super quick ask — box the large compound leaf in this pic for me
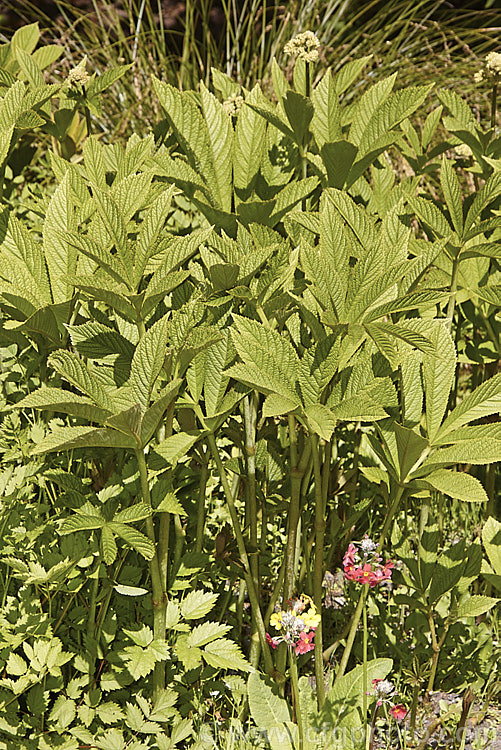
[130,317,168,412]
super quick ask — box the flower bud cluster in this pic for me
[283,31,320,63]
[266,595,320,655]
[372,679,407,721]
[66,57,91,87]
[222,93,244,116]
[343,535,394,587]
[474,51,501,83]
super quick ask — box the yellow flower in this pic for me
[303,608,321,629]
[270,611,283,630]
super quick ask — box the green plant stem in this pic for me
[446,255,460,332]
[334,592,365,685]
[87,564,100,684]
[310,432,326,709]
[378,484,405,548]
[135,448,166,695]
[283,417,311,603]
[410,684,419,738]
[244,395,260,668]
[491,83,498,129]
[368,702,380,750]
[427,611,450,692]
[207,431,274,675]
[289,649,305,746]
[195,455,208,554]
[363,584,369,750]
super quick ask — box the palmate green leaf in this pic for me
[71,277,138,321]
[394,423,429,482]
[333,55,372,95]
[421,468,488,503]
[270,177,319,225]
[0,81,24,131]
[262,393,298,418]
[283,91,313,144]
[348,73,397,145]
[67,321,134,361]
[326,189,376,249]
[200,83,233,212]
[366,322,435,356]
[436,372,501,441]
[320,140,358,190]
[15,47,43,88]
[234,86,267,197]
[14,386,112,424]
[42,172,77,304]
[434,423,501,445]
[300,240,345,319]
[401,355,423,428]
[203,638,252,672]
[93,190,132,281]
[482,517,501,576]
[0,125,13,168]
[441,156,463,237]
[86,64,132,97]
[187,622,231,649]
[133,187,176,284]
[364,291,447,323]
[304,404,336,441]
[407,195,451,238]
[358,84,434,155]
[62,232,126,285]
[457,595,500,619]
[347,262,407,324]
[312,70,341,146]
[32,426,137,455]
[101,525,118,564]
[82,134,107,189]
[105,404,142,441]
[130,317,168,412]
[231,316,299,400]
[465,174,501,235]
[59,514,104,534]
[108,523,155,560]
[150,431,201,468]
[418,439,501,471]
[141,380,182,446]
[422,323,456,441]
[247,673,290,730]
[5,215,49,301]
[437,89,478,130]
[330,394,388,422]
[246,101,294,140]
[180,590,218,620]
[153,78,217,202]
[204,334,231,417]
[48,350,112,408]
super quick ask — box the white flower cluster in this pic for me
[454,143,473,158]
[474,51,501,83]
[283,31,320,63]
[222,93,244,116]
[66,56,91,87]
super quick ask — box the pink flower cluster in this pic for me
[343,535,394,588]
[372,679,407,722]
[266,595,320,656]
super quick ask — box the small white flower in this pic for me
[360,536,378,554]
[222,93,244,116]
[485,51,501,76]
[374,679,395,697]
[284,31,320,63]
[66,56,91,87]
[454,144,473,158]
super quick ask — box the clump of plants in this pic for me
[0,21,499,750]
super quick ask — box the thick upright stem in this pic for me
[289,650,305,746]
[446,256,460,333]
[283,417,311,602]
[310,432,326,709]
[207,431,274,675]
[491,83,498,129]
[135,449,166,694]
[195,456,208,554]
[244,395,261,668]
[362,585,369,750]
